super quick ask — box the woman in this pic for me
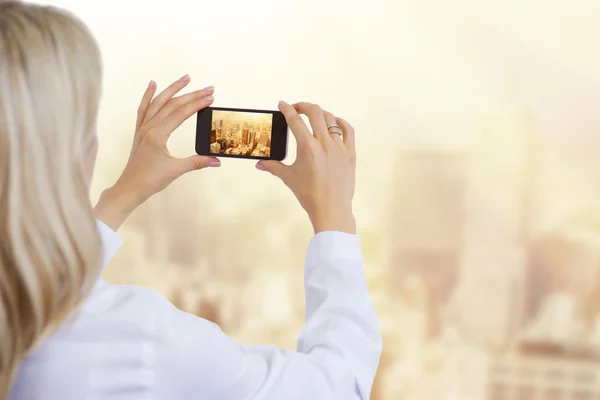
[0,2,382,399]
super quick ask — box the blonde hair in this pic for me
[0,1,103,395]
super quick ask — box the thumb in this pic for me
[257,160,289,182]
[180,155,221,174]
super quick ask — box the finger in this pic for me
[278,101,312,145]
[142,74,191,125]
[293,102,330,141]
[179,155,221,174]
[158,95,215,137]
[336,117,355,152]
[136,80,157,133]
[148,86,214,126]
[256,160,290,183]
[322,110,342,144]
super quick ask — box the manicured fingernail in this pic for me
[208,159,221,167]
[179,74,190,82]
[256,163,266,171]
[204,85,215,91]
[278,100,286,106]
[148,80,156,89]
[204,96,214,102]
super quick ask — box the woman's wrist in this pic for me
[311,208,356,235]
[93,185,140,232]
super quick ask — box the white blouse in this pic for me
[9,220,382,400]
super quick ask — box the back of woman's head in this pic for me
[0,1,103,395]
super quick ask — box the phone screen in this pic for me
[210,110,273,158]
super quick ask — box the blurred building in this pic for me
[259,132,269,146]
[388,150,468,338]
[487,355,600,400]
[452,108,540,351]
[126,183,208,269]
[527,215,600,327]
[384,105,544,396]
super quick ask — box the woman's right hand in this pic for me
[95,75,218,231]
[257,101,357,235]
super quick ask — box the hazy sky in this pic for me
[41,0,599,143]
[212,111,272,126]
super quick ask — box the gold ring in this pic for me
[327,124,343,136]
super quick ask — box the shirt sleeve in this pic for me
[96,219,123,267]
[154,231,382,400]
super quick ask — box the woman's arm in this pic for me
[154,102,381,399]
[154,231,380,400]
[95,219,124,267]
[299,231,381,397]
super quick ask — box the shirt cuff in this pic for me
[306,231,363,265]
[96,219,124,268]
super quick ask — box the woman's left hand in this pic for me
[95,75,218,231]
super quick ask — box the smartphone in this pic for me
[195,107,288,161]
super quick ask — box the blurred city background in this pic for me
[43,0,600,398]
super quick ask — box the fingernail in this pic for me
[278,100,286,106]
[204,96,214,102]
[204,85,215,91]
[208,159,221,167]
[179,74,190,82]
[148,80,156,89]
[256,163,266,171]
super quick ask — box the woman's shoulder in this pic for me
[45,281,224,359]
[13,283,179,399]
[82,281,174,322]
[42,281,177,344]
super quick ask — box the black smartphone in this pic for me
[195,107,288,161]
